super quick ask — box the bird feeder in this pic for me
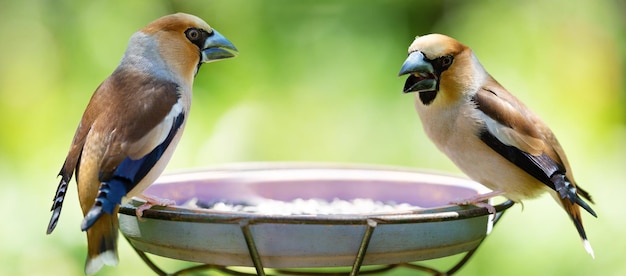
[119,162,513,275]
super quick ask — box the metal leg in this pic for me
[240,220,266,276]
[350,219,378,276]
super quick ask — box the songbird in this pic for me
[398,34,596,257]
[46,13,237,274]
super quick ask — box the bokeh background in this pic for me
[1,0,624,275]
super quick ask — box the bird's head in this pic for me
[398,34,480,106]
[139,13,238,80]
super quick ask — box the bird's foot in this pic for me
[450,190,505,215]
[135,194,176,220]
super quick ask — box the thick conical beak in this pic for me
[399,51,437,94]
[201,29,238,63]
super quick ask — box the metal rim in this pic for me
[119,199,514,225]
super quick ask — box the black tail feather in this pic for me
[551,173,598,218]
[47,174,70,234]
[576,185,594,204]
[573,195,597,218]
[552,174,597,218]
[568,211,588,241]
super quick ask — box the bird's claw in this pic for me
[135,194,176,221]
[450,199,496,213]
[450,190,505,218]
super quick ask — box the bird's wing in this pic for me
[79,68,185,230]
[95,69,183,183]
[472,78,595,216]
[472,81,561,187]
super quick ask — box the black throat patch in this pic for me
[419,91,437,105]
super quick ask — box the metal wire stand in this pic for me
[124,200,513,276]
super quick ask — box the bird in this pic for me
[46,13,238,274]
[398,34,596,257]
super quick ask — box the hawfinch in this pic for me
[398,34,596,257]
[46,13,237,274]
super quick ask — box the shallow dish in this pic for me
[118,162,510,268]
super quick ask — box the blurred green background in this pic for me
[1,0,624,275]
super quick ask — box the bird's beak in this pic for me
[201,29,238,63]
[398,51,437,94]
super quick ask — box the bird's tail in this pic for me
[84,211,120,275]
[551,174,597,258]
[559,196,595,258]
[47,173,71,234]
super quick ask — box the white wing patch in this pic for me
[125,98,184,160]
[476,109,544,156]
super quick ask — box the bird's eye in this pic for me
[440,55,453,69]
[185,28,201,41]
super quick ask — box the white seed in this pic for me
[183,197,421,215]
